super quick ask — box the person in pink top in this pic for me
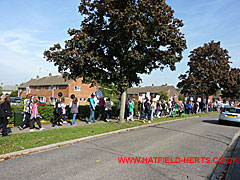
[30,98,44,132]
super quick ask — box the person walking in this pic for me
[70,97,79,126]
[187,101,192,114]
[150,100,156,120]
[88,93,96,124]
[117,98,121,119]
[0,94,12,136]
[61,98,67,124]
[161,100,166,117]
[138,100,143,120]
[143,98,151,123]
[30,98,44,132]
[104,98,113,122]
[156,100,161,118]
[97,96,105,121]
[52,98,63,127]
[19,94,33,130]
[127,99,134,121]
[168,99,172,116]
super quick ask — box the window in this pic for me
[152,93,156,98]
[48,86,52,91]
[133,94,136,97]
[37,87,40,91]
[53,85,59,90]
[127,95,130,97]
[80,98,82,102]
[41,86,45,90]
[74,86,81,91]
[84,98,87,102]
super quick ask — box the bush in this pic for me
[7,104,121,124]
[38,105,55,121]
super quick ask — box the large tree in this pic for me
[221,68,240,99]
[177,41,231,110]
[44,0,187,122]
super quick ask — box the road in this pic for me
[0,114,239,180]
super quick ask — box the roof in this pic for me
[1,85,18,91]
[127,86,179,95]
[18,75,74,88]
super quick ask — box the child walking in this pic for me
[70,97,78,126]
[30,98,44,132]
[127,100,134,121]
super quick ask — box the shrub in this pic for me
[8,104,121,124]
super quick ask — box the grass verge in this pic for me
[0,112,218,155]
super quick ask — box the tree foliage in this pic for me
[178,94,185,102]
[44,0,187,93]
[221,68,240,99]
[177,41,231,98]
[158,91,168,101]
[10,90,18,97]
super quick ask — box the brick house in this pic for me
[127,84,179,101]
[18,73,98,105]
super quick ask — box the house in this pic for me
[127,84,179,101]
[18,73,98,105]
[0,83,18,95]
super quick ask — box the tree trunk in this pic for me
[206,95,209,112]
[119,91,126,123]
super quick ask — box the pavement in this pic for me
[225,135,240,180]
[1,114,240,180]
[8,119,112,134]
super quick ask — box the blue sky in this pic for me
[0,0,239,87]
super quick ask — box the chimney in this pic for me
[152,84,154,87]
[49,73,52,77]
[1,82,3,86]
[36,75,39,79]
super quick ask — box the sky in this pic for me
[0,0,239,87]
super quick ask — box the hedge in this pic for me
[7,104,120,124]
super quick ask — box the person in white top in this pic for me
[104,98,113,122]
[61,98,67,124]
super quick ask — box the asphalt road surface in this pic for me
[0,114,239,180]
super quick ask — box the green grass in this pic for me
[0,112,218,155]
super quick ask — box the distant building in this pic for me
[127,84,179,101]
[18,73,97,105]
[0,83,18,95]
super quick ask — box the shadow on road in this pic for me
[202,119,240,127]
[150,125,229,145]
[202,120,218,124]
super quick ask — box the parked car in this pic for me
[38,101,46,106]
[219,106,240,124]
[10,97,24,105]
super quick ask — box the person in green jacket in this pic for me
[127,100,134,121]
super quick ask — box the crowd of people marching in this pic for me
[123,98,240,124]
[0,91,239,137]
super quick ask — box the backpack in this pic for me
[145,102,150,113]
[55,102,63,114]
